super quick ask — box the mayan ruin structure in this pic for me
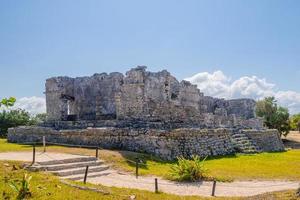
[8,66,284,160]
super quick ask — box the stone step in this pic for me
[63,169,115,181]
[50,165,110,177]
[242,150,258,153]
[38,157,97,166]
[40,160,104,171]
[231,134,246,137]
[232,137,249,141]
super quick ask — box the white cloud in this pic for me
[12,96,46,115]
[185,71,300,114]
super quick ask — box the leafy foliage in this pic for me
[0,109,37,137]
[31,113,47,124]
[169,155,208,181]
[256,97,290,137]
[0,97,16,108]
[290,114,300,132]
[9,173,32,200]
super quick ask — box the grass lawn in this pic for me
[1,139,300,181]
[0,139,32,152]
[0,161,299,200]
[0,161,233,200]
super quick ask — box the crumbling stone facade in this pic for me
[7,66,285,160]
[45,66,262,129]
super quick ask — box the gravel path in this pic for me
[87,170,299,197]
[0,151,90,162]
[0,151,299,197]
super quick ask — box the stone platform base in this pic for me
[7,126,284,160]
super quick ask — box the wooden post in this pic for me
[211,180,216,196]
[83,166,89,184]
[43,136,46,152]
[32,144,36,165]
[96,147,99,158]
[135,158,139,179]
[155,178,158,193]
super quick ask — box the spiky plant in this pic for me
[169,155,208,181]
[9,173,32,200]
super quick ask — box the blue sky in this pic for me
[1,0,300,114]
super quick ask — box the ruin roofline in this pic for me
[45,66,254,102]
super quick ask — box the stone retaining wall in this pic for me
[7,126,284,160]
[242,129,285,152]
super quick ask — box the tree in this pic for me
[31,113,47,124]
[256,97,290,137]
[290,114,300,132]
[0,109,36,137]
[0,97,16,108]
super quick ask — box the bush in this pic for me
[169,155,208,181]
[0,109,37,137]
[290,114,300,132]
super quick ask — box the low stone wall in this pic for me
[7,126,284,160]
[242,129,284,152]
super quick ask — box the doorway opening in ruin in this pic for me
[61,94,76,121]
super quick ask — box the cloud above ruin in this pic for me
[12,96,46,115]
[185,71,300,114]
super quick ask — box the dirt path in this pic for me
[0,151,90,162]
[0,151,299,197]
[87,170,299,197]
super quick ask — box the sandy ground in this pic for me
[87,170,299,197]
[0,151,89,162]
[283,131,300,149]
[0,151,299,197]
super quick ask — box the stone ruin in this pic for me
[8,66,284,160]
[44,66,261,129]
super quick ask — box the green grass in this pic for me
[0,140,300,199]
[0,161,299,200]
[0,139,32,152]
[205,151,300,181]
[1,139,300,181]
[0,161,237,200]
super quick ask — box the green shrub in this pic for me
[0,109,37,137]
[169,155,208,181]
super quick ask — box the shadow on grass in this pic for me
[118,150,175,170]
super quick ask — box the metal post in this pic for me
[135,158,139,179]
[211,180,216,196]
[32,144,36,165]
[155,178,158,193]
[43,136,46,153]
[83,166,89,184]
[96,147,99,158]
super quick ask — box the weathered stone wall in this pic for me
[45,66,262,129]
[46,73,123,121]
[7,126,284,160]
[242,129,284,152]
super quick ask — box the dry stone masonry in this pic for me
[8,66,284,160]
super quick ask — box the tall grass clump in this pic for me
[9,173,32,200]
[169,155,208,181]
